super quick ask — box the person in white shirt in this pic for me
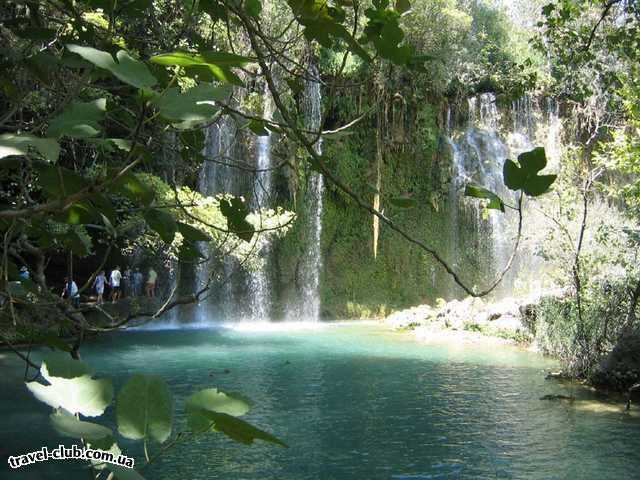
[146,267,158,298]
[110,266,122,303]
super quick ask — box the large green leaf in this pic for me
[197,411,288,447]
[502,148,557,197]
[395,0,411,14]
[144,208,177,243]
[0,133,60,162]
[36,165,87,199]
[116,375,173,443]
[464,184,505,212]
[247,119,269,136]
[61,227,93,257]
[26,356,113,417]
[151,51,251,67]
[153,84,229,129]
[503,159,526,190]
[522,174,557,196]
[66,45,157,89]
[185,388,250,433]
[50,410,113,441]
[517,147,547,174]
[177,222,211,242]
[47,99,106,138]
[219,197,254,242]
[41,352,92,379]
[150,51,250,86]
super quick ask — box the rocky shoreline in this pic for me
[384,289,568,349]
[384,290,640,406]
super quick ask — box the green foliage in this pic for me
[195,411,288,447]
[47,99,107,138]
[464,184,505,212]
[50,410,113,441]
[24,356,286,478]
[25,354,113,417]
[185,388,250,432]
[503,148,557,196]
[116,375,173,443]
[219,197,255,242]
[152,84,229,129]
[0,133,60,163]
[66,45,157,89]
[465,147,557,215]
[143,208,177,243]
[150,51,250,85]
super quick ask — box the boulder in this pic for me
[591,333,640,392]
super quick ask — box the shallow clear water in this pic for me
[2,322,639,479]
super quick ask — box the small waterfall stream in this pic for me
[289,66,324,321]
[196,116,238,322]
[247,87,275,321]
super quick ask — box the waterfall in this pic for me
[246,87,275,321]
[446,92,564,298]
[290,65,324,321]
[195,116,238,322]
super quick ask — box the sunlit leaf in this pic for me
[464,184,505,212]
[0,134,60,163]
[26,356,113,417]
[185,388,250,432]
[50,410,113,441]
[153,84,229,129]
[66,45,157,89]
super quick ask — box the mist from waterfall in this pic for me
[247,87,275,321]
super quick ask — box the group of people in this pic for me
[61,266,159,306]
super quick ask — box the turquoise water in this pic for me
[2,322,639,479]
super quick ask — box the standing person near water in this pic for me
[92,270,107,304]
[61,277,80,307]
[19,266,29,280]
[133,267,143,296]
[146,267,157,298]
[110,266,122,303]
[123,267,132,297]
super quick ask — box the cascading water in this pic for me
[195,116,238,322]
[289,66,324,321]
[447,93,564,298]
[246,87,275,321]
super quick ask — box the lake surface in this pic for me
[2,322,639,479]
